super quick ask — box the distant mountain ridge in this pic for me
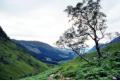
[12,40,76,65]
[87,43,105,53]
[87,36,120,53]
[108,36,120,45]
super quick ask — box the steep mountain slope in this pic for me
[0,27,48,80]
[12,40,76,65]
[22,42,120,80]
[88,36,120,53]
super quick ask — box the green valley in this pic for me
[0,0,120,80]
[22,42,120,80]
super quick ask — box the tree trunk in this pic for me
[71,48,89,63]
[95,39,102,58]
[78,54,89,63]
[93,29,103,58]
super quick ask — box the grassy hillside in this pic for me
[0,27,48,80]
[22,42,120,80]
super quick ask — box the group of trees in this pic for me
[56,0,112,62]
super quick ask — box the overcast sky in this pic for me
[0,0,120,48]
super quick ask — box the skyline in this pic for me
[0,0,120,48]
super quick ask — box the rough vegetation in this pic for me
[22,42,120,80]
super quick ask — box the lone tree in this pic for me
[56,0,107,58]
[56,27,89,63]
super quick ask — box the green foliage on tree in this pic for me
[57,0,107,59]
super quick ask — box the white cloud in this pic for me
[0,0,120,48]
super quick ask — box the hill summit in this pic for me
[0,26,9,40]
[0,27,48,80]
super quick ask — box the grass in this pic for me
[0,38,48,80]
[22,42,120,80]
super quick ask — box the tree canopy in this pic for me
[56,0,107,59]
